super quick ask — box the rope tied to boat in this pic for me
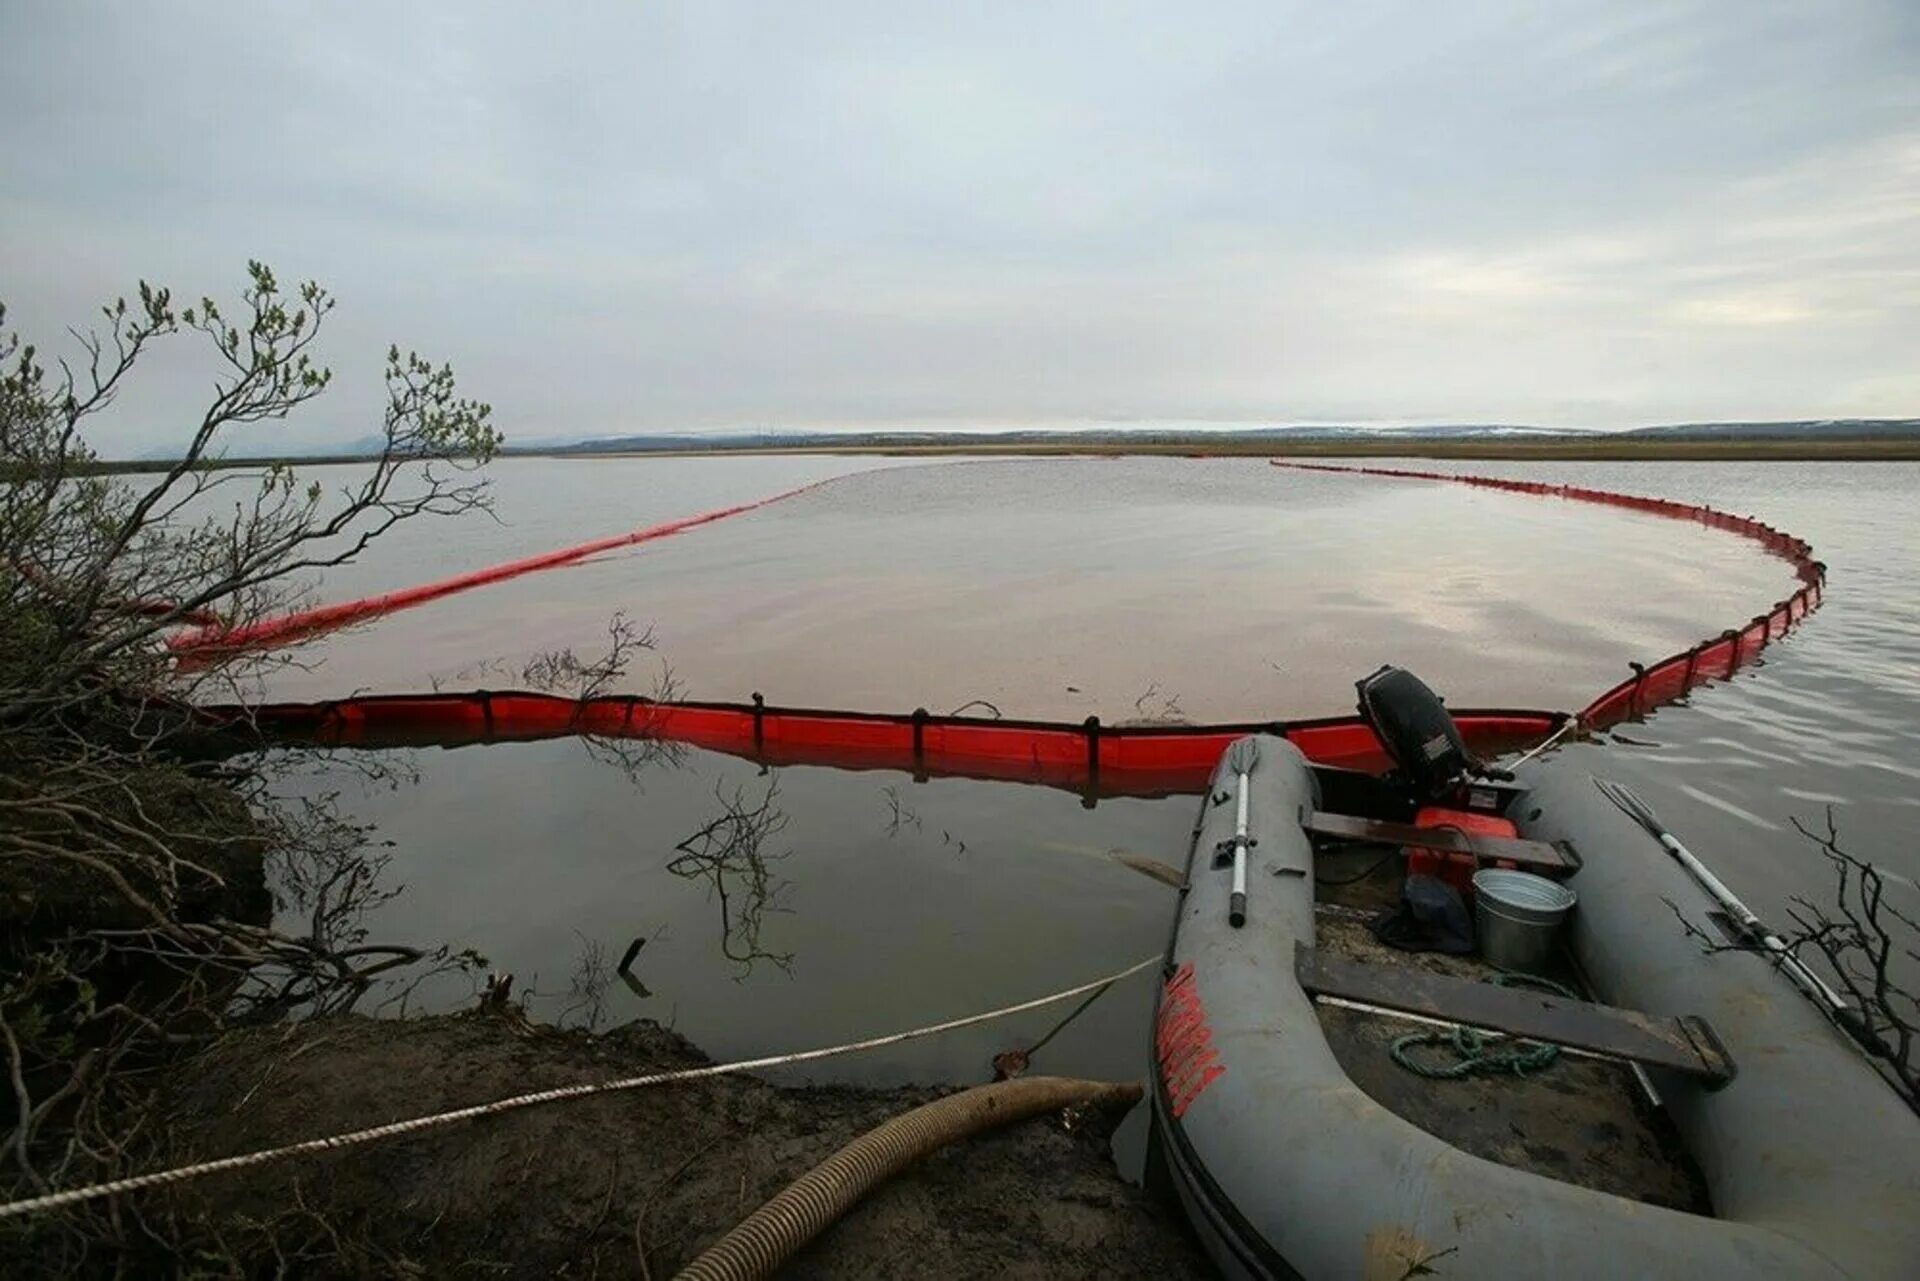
[1389,972,1576,1080]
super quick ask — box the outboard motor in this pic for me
[1354,665,1482,802]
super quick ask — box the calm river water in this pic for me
[269,455,1919,1121]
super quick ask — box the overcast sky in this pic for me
[2,2,1916,450]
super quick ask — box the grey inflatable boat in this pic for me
[1150,669,1919,1279]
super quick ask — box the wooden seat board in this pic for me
[1304,809,1581,875]
[1294,942,1735,1085]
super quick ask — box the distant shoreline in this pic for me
[555,436,1920,462]
[72,435,1920,474]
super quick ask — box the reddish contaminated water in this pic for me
[264,456,1919,1132]
[263,456,1789,719]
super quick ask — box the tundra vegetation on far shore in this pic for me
[57,431,1920,477]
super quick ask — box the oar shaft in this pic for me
[1657,831,1762,932]
[1601,781,1891,1053]
[1229,769,1250,928]
[1657,825,1851,1010]
[1765,939,1850,1011]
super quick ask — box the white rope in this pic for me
[1505,717,1577,770]
[0,954,1159,1221]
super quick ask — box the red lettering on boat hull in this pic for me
[1156,962,1225,1117]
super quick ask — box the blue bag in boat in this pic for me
[1371,874,1476,955]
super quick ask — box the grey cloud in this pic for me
[2,1,1916,449]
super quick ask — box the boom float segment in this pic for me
[224,692,1566,801]
[1270,462,1825,731]
[191,463,1824,795]
[168,478,837,655]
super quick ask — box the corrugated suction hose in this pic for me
[672,1075,1142,1281]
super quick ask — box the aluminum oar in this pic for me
[1221,737,1259,928]
[1594,777,1884,1053]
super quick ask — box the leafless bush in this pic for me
[522,611,660,701]
[1131,681,1186,724]
[1667,810,1916,1114]
[522,611,688,781]
[0,264,499,1268]
[1783,811,1917,1107]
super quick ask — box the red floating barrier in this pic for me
[1270,462,1825,731]
[196,460,1824,796]
[169,478,838,656]
[209,688,1565,801]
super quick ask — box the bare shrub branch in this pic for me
[0,265,502,1269]
[1664,808,1916,1114]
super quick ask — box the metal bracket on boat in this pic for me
[1212,835,1255,868]
[1704,909,1748,947]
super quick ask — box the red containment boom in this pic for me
[168,478,838,656]
[187,462,1826,795]
[215,690,1567,802]
[1270,463,1825,732]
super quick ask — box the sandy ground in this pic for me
[158,1013,1212,1278]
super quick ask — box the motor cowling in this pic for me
[1354,665,1477,802]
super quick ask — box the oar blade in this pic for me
[1596,777,1665,839]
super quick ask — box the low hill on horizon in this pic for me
[103,418,1920,464]
[532,418,1920,456]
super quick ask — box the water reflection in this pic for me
[255,752,490,1019]
[261,458,1920,1101]
[274,734,1181,1090]
[881,784,923,837]
[554,932,614,1031]
[667,776,795,977]
[269,457,1793,720]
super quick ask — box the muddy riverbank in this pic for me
[149,1011,1210,1278]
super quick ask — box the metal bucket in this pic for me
[1473,869,1577,972]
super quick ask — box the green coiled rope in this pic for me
[1389,972,1577,1080]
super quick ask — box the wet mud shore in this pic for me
[156,1012,1212,1278]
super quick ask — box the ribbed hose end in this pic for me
[672,1076,1141,1281]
